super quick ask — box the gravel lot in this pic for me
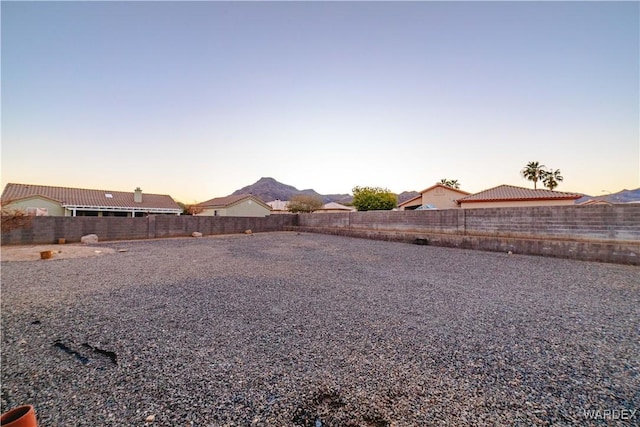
[1,232,638,426]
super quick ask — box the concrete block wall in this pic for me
[1,215,298,245]
[294,205,640,265]
[2,206,639,265]
[463,204,640,241]
[296,205,640,243]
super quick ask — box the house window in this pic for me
[26,207,49,216]
[214,210,219,216]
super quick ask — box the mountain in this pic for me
[231,177,419,205]
[575,188,640,204]
[230,177,351,203]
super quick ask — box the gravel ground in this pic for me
[1,232,638,426]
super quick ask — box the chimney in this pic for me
[134,187,142,203]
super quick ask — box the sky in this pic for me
[2,1,638,203]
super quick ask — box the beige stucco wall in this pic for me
[422,187,466,209]
[460,199,576,209]
[226,200,270,216]
[3,196,65,216]
[198,200,271,217]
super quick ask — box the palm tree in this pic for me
[438,179,461,189]
[521,161,546,189]
[542,169,563,190]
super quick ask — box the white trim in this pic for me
[62,204,181,214]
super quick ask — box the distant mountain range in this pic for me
[230,177,419,204]
[575,188,640,204]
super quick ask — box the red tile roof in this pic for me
[1,183,181,211]
[457,185,583,203]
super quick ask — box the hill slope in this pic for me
[231,177,419,204]
[575,188,640,204]
[230,177,350,203]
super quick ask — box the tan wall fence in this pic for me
[2,205,639,265]
[1,215,298,246]
[291,204,640,265]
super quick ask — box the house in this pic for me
[1,183,182,217]
[457,185,583,209]
[315,202,355,213]
[267,199,354,214]
[267,199,289,214]
[577,199,613,206]
[398,183,471,210]
[194,194,271,217]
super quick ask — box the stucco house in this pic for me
[457,185,583,209]
[399,184,470,210]
[1,183,182,217]
[194,194,271,217]
[267,199,289,214]
[315,202,355,213]
[267,200,354,214]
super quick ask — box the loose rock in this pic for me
[80,234,99,244]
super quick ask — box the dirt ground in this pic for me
[1,243,117,262]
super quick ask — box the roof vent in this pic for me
[105,193,113,198]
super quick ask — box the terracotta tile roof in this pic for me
[197,194,270,209]
[318,202,355,211]
[457,185,583,203]
[1,183,181,211]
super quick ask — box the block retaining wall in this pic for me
[0,214,298,246]
[291,204,640,265]
[2,205,639,265]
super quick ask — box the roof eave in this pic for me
[459,196,581,203]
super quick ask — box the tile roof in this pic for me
[197,194,270,209]
[457,185,583,203]
[1,183,181,211]
[319,202,355,211]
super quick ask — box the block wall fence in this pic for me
[1,205,639,265]
[0,215,298,246]
[292,204,640,265]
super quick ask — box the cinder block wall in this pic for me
[0,214,298,245]
[294,205,640,265]
[2,206,639,264]
[297,205,640,242]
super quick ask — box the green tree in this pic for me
[351,186,397,211]
[521,161,547,189]
[541,169,563,191]
[287,194,324,213]
[438,179,461,189]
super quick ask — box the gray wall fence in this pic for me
[292,204,640,265]
[2,205,639,265]
[0,214,298,245]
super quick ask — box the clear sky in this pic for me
[2,1,638,203]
